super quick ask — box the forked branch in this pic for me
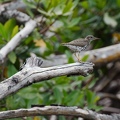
[0,56,94,100]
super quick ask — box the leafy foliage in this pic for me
[0,0,120,119]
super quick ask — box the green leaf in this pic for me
[7,64,17,77]
[64,90,82,105]
[0,37,5,45]
[65,50,72,58]
[0,23,7,40]
[63,0,79,16]
[25,36,33,45]
[87,0,95,7]
[81,1,89,9]
[53,87,63,104]
[58,116,66,120]
[63,0,73,13]
[26,7,34,18]
[86,90,93,104]
[42,0,51,9]
[72,0,79,9]
[85,89,99,109]
[97,0,106,9]
[37,8,49,16]
[117,0,120,7]
[68,17,81,28]
[46,41,53,51]
[23,0,36,8]
[11,25,19,38]
[65,50,74,63]
[8,52,17,64]
[43,92,51,104]
[81,54,89,61]
[53,4,65,15]
[68,57,74,63]
[18,87,39,99]
[4,19,16,41]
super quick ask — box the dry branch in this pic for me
[0,4,37,64]
[81,43,120,65]
[40,44,120,67]
[0,56,94,100]
[0,106,119,120]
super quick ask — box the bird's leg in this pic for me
[77,52,82,62]
[74,53,79,61]
[74,52,81,62]
[78,52,81,62]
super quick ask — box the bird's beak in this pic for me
[95,37,100,40]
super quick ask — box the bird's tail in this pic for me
[61,43,68,46]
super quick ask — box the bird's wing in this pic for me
[67,38,88,47]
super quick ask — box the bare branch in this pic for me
[0,106,119,120]
[0,2,33,23]
[81,43,120,65]
[0,56,94,100]
[0,1,26,12]
[40,44,120,67]
[0,5,37,64]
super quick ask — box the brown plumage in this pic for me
[62,35,99,61]
[62,38,89,47]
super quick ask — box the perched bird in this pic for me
[62,35,100,61]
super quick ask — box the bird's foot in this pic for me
[77,59,84,63]
[82,61,93,65]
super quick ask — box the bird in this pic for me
[62,35,100,61]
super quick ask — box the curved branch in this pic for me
[0,106,119,120]
[0,57,94,100]
[40,44,120,67]
[82,43,120,65]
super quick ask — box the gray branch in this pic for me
[0,56,94,100]
[40,43,120,67]
[0,4,37,64]
[0,106,119,120]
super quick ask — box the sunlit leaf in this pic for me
[11,25,19,38]
[4,19,16,41]
[33,116,41,120]
[117,0,120,7]
[103,13,117,28]
[37,8,49,16]
[81,1,89,9]
[0,23,7,40]
[53,4,65,15]
[34,39,46,47]
[63,0,73,13]
[81,54,89,61]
